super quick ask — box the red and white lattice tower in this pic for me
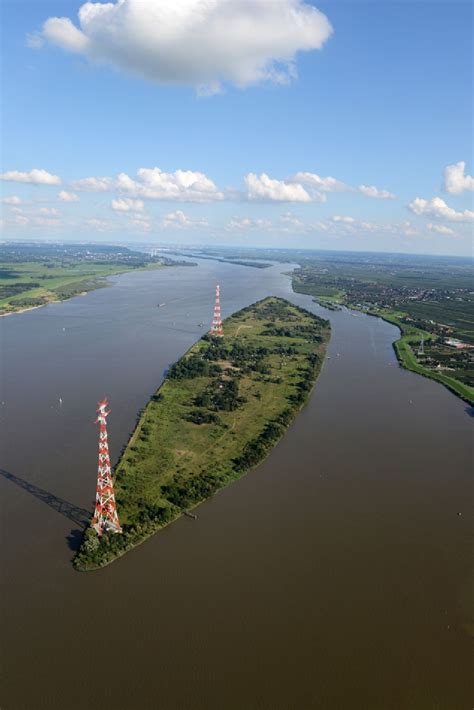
[91,398,122,536]
[210,284,224,337]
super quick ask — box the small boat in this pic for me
[198,322,204,327]
[157,303,166,308]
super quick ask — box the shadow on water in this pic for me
[66,529,85,552]
[0,468,91,528]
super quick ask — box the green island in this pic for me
[0,242,194,316]
[75,297,330,571]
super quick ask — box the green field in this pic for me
[75,297,330,571]
[0,260,164,314]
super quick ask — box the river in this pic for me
[0,259,472,710]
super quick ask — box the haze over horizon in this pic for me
[1,0,473,257]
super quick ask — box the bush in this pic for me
[186,410,220,425]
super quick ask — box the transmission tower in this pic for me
[210,284,224,337]
[91,398,122,536]
[418,335,425,357]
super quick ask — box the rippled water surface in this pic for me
[0,260,472,710]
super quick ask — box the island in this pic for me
[74,297,330,571]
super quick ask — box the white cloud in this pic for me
[161,209,208,228]
[227,216,273,231]
[245,173,312,203]
[402,221,419,237]
[0,168,61,185]
[35,0,333,94]
[444,161,474,195]
[226,213,333,234]
[35,216,61,226]
[11,214,29,226]
[427,223,455,235]
[408,196,474,222]
[280,212,307,228]
[85,218,112,231]
[1,196,22,205]
[58,190,79,202]
[111,197,144,212]
[118,168,223,202]
[72,176,113,192]
[129,216,151,231]
[72,167,222,202]
[292,171,349,194]
[358,184,396,200]
[39,207,60,216]
[42,16,89,53]
[290,172,396,200]
[279,212,330,233]
[332,215,355,223]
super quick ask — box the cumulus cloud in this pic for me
[161,209,208,228]
[444,161,474,195]
[280,212,307,229]
[402,221,419,237]
[111,197,144,212]
[128,216,151,231]
[72,176,113,192]
[35,216,61,226]
[39,207,60,216]
[408,196,474,222]
[118,168,223,202]
[427,223,454,235]
[12,214,29,226]
[332,215,355,223]
[86,218,112,231]
[292,171,349,194]
[72,167,222,202]
[279,212,330,233]
[226,213,333,234]
[245,173,312,203]
[358,184,396,200]
[1,195,22,205]
[227,216,273,230]
[289,172,396,200]
[0,168,61,185]
[34,0,333,94]
[58,190,79,202]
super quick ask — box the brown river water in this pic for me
[0,260,472,710]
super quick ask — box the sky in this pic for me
[1,0,473,256]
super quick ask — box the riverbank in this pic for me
[74,297,330,571]
[366,308,474,404]
[0,242,198,316]
[292,274,474,406]
[0,262,169,316]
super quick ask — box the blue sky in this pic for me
[1,0,473,255]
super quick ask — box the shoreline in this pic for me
[0,263,170,318]
[293,280,474,406]
[74,297,330,571]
